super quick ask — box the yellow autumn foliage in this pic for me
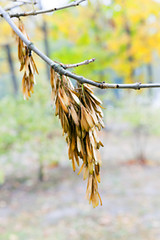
[0,20,12,44]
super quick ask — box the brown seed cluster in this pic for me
[50,67,104,208]
[13,18,104,207]
[14,20,38,99]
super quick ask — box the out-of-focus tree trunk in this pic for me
[5,44,18,96]
[38,0,50,81]
[42,20,50,80]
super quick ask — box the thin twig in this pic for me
[12,0,37,3]
[5,1,37,11]
[55,58,96,69]
[1,6,160,90]
[1,0,86,18]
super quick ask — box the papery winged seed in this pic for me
[100,141,104,147]
[69,105,79,126]
[86,135,92,161]
[78,162,84,175]
[96,123,101,131]
[54,73,58,92]
[97,192,102,206]
[72,156,76,172]
[94,175,98,189]
[66,136,69,144]
[77,136,82,153]
[95,105,104,118]
[78,151,83,159]
[95,164,101,183]
[90,104,99,126]
[62,75,67,84]
[83,84,93,93]
[94,149,101,165]
[18,40,21,61]
[60,112,64,131]
[92,192,99,208]
[63,113,69,134]
[19,21,29,40]
[83,166,89,180]
[20,61,25,72]
[55,97,59,116]
[66,77,74,89]
[30,83,34,94]
[74,151,79,166]
[98,117,105,129]
[84,109,94,129]
[22,72,26,88]
[51,90,55,103]
[58,104,62,120]
[30,56,39,74]
[28,89,31,98]
[88,162,93,175]
[50,67,54,88]
[82,130,86,139]
[76,126,81,138]
[68,88,79,97]
[24,55,29,73]
[92,147,98,164]
[96,173,101,183]
[83,151,87,164]
[89,193,94,206]
[58,90,69,114]
[60,88,70,107]
[71,135,76,151]
[87,90,102,105]
[81,105,90,132]
[97,141,104,149]
[70,91,81,106]
[83,94,91,110]
[30,75,34,90]
[18,39,23,61]
[29,58,35,75]
[68,143,72,160]
[89,130,96,149]
[92,128,100,143]
[95,164,100,176]
[86,174,93,200]
[22,73,27,99]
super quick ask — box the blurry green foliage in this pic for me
[0,79,63,165]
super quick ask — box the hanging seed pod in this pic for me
[76,83,104,207]
[50,69,104,207]
[13,20,38,99]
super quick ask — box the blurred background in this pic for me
[1,0,160,239]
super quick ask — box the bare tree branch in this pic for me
[1,0,86,18]
[55,58,96,69]
[1,6,160,90]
